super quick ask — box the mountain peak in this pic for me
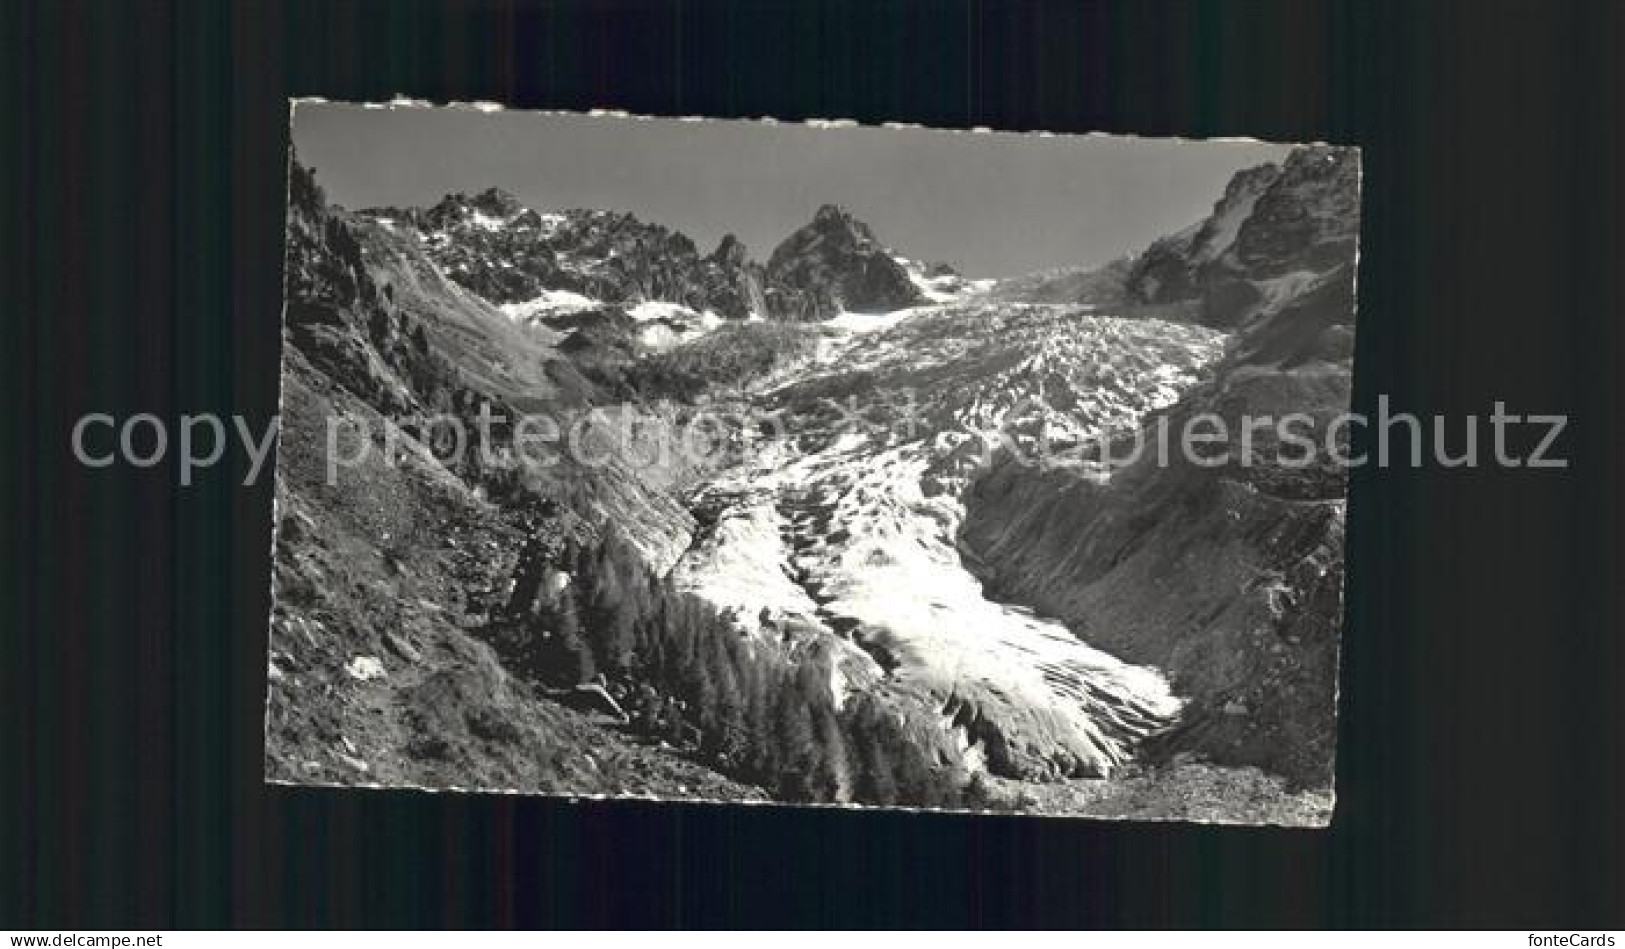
[1119,143,1360,325]
[765,204,921,319]
[421,187,528,228]
[1281,145,1357,176]
[809,204,880,240]
[813,203,849,224]
[470,187,526,219]
[1221,161,1283,202]
[709,232,750,266]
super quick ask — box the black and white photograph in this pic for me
[267,104,1360,824]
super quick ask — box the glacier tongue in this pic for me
[670,301,1224,779]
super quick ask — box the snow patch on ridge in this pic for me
[629,301,725,350]
[470,210,514,231]
[629,300,700,323]
[499,289,602,321]
[826,307,923,335]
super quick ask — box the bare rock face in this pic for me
[763,204,923,320]
[699,233,769,319]
[1124,161,1283,307]
[1124,145,1360,328]
[1233,147,1361,276]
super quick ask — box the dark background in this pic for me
[2,0,1621,929]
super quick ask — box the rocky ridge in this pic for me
[366,193,933,326]
[365,190,765,334]
[1124,146,1360,327]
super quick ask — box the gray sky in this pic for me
[293,103,1292,278]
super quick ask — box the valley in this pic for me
[266,142,1359,824]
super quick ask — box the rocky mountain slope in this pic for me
[269,144,1358,822]
[963,146,1360,787]
[365,192,938,328]
[1124,147,1360,327]
[270,160,741,795]
[763,204,924,319]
